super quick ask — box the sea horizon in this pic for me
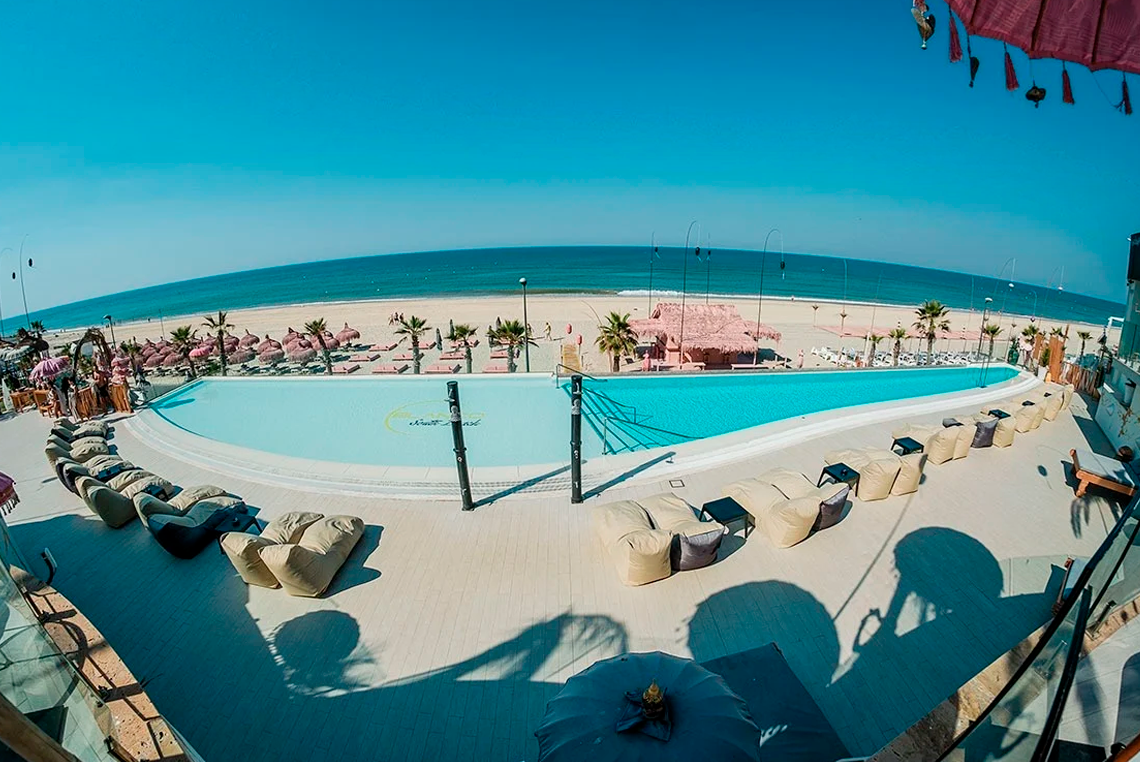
[18,246,1125,332]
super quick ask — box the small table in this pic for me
[818,463,861,495]
[891,436,924,456]
[987,409,1011,419]
[700,496,754,538]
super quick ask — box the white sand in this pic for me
[57,294,1105,374]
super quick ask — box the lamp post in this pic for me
[678,220,698,365]
[0,247,10,339]
[15,235,31,329]
[755,228,782,365]
[702,234,712,304]
[104,315,116,347]
[647,232,658,314]
[1025,288,1039,322]
[519,277,530,373]
[975,297,994,358]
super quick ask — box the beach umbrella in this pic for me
[189,346,211,359]
[316,333,340,350]
[289,346,317,364]
[229,347,255,364]
[29,356,69,383]
[282,328,300,345]
[163,353,184,367]
[336,323,360,343]
[259,347,285,364]
[534,652,760,762]
[239,330,260,348]
[144,354,164,368]
[576,334,583,346]
[566,323,572,335]
[257,336,281,353]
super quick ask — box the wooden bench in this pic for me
[1071,448,1138,499]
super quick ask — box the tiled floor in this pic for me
[0,392,1125,760]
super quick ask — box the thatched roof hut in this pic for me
[630,303,781,367]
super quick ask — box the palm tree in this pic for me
[982,323,1002,358]
[170,326,199,378]
[29,320,44,335]
[595,312,639,373]
[202,310,234,376]
[451,323,477,374]
[888,327,908,367]
[394,315,430,374]
[1077,330,1092,358]
[303,318,333,374]
[488,319,532,373]
[811,304,819,326]
[121,340,146,381]
[913,300,950,365]
[866,334,883,367]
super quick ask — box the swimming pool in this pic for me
[148,365,1020,468]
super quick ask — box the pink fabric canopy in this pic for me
[949,0,1140,75]
[29,356,69,382]
[239,331,260,348]
[631,303,782,354]
[189,346,211,359]
[163,353,184,367]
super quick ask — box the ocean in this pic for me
[22,246,1124,331]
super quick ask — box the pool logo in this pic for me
[385,399,485,435]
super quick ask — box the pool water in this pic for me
[149,366,1019,468]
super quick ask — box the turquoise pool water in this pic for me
[149,366,1019,467]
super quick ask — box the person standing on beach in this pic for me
[544,322,552,341]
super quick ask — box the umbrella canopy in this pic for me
[257,336,281,353]
[162,353,184,367]
[189,346,212,359]
[336,322,361,343]
[282,328,301,345]
[630,303,782,355]
[313,333,340,350]
[289,346,317,364]
[239,330,260,348]
[948,0,1140,75]
[144,354,165,368]
[29,356,69,382]
[229,347,255,364]
[259,347,285,364]
[535,652,760,762]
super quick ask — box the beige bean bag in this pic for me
[591,501,672,586]
[258,515,365,597]
[950,423,974,460]
[76,477,136,528]
[722,478,787,518]
[825,448,901,501]
[120,474,173,501]
[69,439,111,463]
[56,418,109,437]
[638,493,707,537]
[169,485,228,511]
[963,412,1017,448]
[221,512,325,588]
[107,469,152,493]
[1042,393,1064,421]
[891,452,925,496]
[761,496,822,548]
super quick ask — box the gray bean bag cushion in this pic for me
[814,484,851,530]
[673,528,723,571]
[972,417,999,448]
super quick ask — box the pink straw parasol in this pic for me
[239,331,260,348]
[144,354,164,368]
[189,346,212,359]
[229,347,255,364]
[257,336,281,353]
[336,323,361,343]
[29,356,70,382]
[163,353,184,367]
[289,346,317,364]
[259,347,285,364]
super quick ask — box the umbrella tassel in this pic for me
[1004,45,1019,91]
[948,14,962,63]
[1062,64,1074,105]
[1119,75,1133,116]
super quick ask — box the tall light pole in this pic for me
[755,228,782,365]
[519,277,530,372]
[104,315,116,348]
[647,232,658,314]
[1025,288,1039,322]
[0,247,9,339]
[702,234,712,304]
[16,235,31,329]
[975,297,994,357]
[678,220,698,365]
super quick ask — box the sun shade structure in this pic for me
[29,356,69,382]
[534,651,760,762]
[630,302,782,368]
[336,323,361,343]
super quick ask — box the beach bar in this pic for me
[631,302,782,370]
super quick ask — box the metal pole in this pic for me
[678,221,698,365]
[648,232,656,315]
[519,277,530,372]
[447,381,474,511]
[975,298,992,357]
[104,316,116,348]
[754,250,766,365]
[0,247,9,340]
[570,374,583,503]
[17,235,30,329]
[704,234,711,304]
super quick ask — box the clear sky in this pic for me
[2,0,1136,313]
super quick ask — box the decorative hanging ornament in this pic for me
[966,31,979,88]
[1118,75,1133,116]
[1062,64,1075,104]
[912,1,936,49]
[1004,45,1019,91]
[1026,83,1046,107]
[948,14,962,63]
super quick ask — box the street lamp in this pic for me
[518,278,530,373]
[754,228,782,365]
[678,220,698,365]
[104,315,116,348]
[975,297,994,358]
[0,247,10,339]
[15,235,31,329]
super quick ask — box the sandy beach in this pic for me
[49,293,1110,375]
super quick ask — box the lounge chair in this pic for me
[256,515,365,597]
[393,351,415,361]
[221,511,325,588]
[370,342,397,352]
[823,449,903,501]
[148,499,254,559]
[332,363,360,374]
[348,352,381,363]
[134,487,241,524]
[637,494,723,571]
[370,363,409,375]
[591,501,673,586]
[722,468,851,548]
[1070,449,1138,499]
[425,364,460,374]
[75,477,137,528]
[482,364,509,373]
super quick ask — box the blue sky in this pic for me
[1,0,1136,313]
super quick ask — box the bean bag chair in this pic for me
[68,439,111,464]
[87,457,134,482]
[119,474,173,501]
[1042,393,1064,421]
[591,501,672,586]
[148,500,251,559]
[824,448,902,501]
[135,490,244,524]
[76,477,137,528]
[754,468,849,530]
[51,424,107,443]
[639,494,722,571]
[169,485,229,511]
[54,458,88,492]
[106,469,152,493]
[949,422,974,460]
[258,515,366,597]
[56,418,109,437]
[891,452,925,496]
[222,512,325,588]
[761,496,823,548]
[963,412,1016,448]
[722,478,787,518]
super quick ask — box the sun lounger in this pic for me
[393,351,415,361]
[482,364,509,373]
[370,342,397,352]
[439,351,465,360]
[591,501,674,585]
[332,363,360,374]
[1070,449,1138,499]
[256,515,365,597]
[371,364,409,375]
[421,341,437,350]
[425,363,460,374]
[348,352,381,363]
[490,349,509,359]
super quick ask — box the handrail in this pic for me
[581,385,639,417]
[598,412,699,454]
[553,364,606,382]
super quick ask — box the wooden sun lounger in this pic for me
[1071,449,1138,499]
[490,349,509,359]
[425,364,460,374]
[332,363,361,375]
[438,351,465,361]
[483,364,509,373]
[421,341,437,350]
[392,351,415,361]
[349,352,381,362]
[370,342,397,352]
[371,364,408,374]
